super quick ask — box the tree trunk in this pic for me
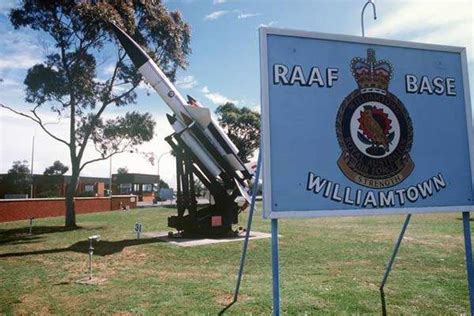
[65,168,79,227]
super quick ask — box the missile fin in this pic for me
[184,106,212,127]
[166,113,177,125]
[187,95,198,106]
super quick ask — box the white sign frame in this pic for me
[259,27,473,219]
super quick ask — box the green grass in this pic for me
[0,204,471,314]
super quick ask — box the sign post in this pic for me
[134,221,143,239]
[259,26,473,313]
[463,212,474,312]
[271,218,280,315]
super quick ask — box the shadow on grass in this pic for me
[0,238,164,258]
[0,225,84,245]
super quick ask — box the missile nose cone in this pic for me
[110,22,149,68]
[166,113,177,125]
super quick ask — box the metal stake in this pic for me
[361,0,377,37]
[379,214,411,316]
[88,239,94,280]
[87,235,100,280]
[28,217,34,235]
[462,211,474,315]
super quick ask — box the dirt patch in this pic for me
[156,270,222,281]
[76,276,107,285]
[15,293,52,315]
[214,292,251,306]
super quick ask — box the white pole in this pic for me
[109,156,113,210]
[30,135,35,198]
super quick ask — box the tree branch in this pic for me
[0,103,70,147]
[79,141,132,172]
[76,51,132,163]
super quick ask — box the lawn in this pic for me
[0,204,471,314]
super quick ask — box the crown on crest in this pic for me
[351,49,393,92]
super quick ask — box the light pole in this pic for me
[30,121,60,198]
[30,135,35,198]
[156,151,171,199]
[109,155,113,210]
[157,151,171,178]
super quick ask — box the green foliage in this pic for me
[44,161,69,176]
[75,191,95,197]
[117,167,128,174]
[6,1,191,226]
[158,179,170,189]
[36,190,61,198]
[215,103,260,162]
[4,160,31,195]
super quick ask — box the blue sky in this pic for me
[0,0,472,188]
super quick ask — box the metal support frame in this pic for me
[379,214,411,315]
[165,132,244,237]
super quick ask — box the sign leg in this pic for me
[233,152,262,302]
[219,153,262,315]
[271,218,280,316]
[379,214,411,316]
[462,211,474,315]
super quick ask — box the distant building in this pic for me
[112,173,160,202]
[0,173,162,201]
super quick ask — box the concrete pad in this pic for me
[142,231,272,247]
[75,276,107,285]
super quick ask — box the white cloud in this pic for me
[0,78,20,86]
[201,86,210,94]
[0,52,41,70]
[204,10,229,21]
[175,75,198,89]
[201,86,238,105]
[238,13,261,19]
[0,0,17,15]
[206,9,262,21]
[259,21,278,28]
[368,1,472,60]
[103,64,116,76]
[213,0,228,4]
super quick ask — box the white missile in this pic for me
[166,114,222,178]
[110,23,252,180]
[183,96,250,176]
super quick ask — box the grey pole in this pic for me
[88,239,94,280]
[30,135,35,198]
[109,156,113,211]
[87,235,100,280]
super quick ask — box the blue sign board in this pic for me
[259,27,473,218]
